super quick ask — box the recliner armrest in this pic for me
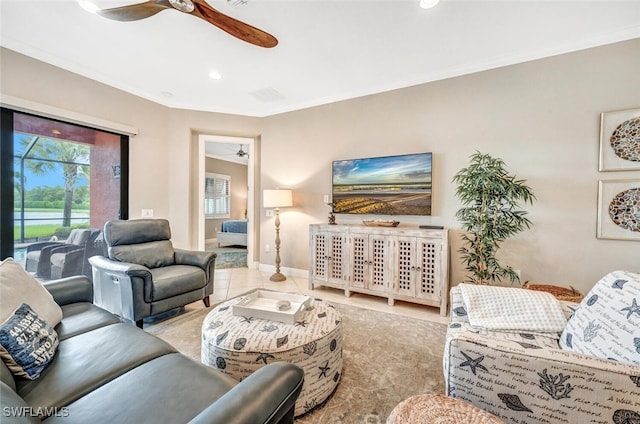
[88,255,151,278]
[188,362,304,424]
[174,249,216,271]
[43,275,94,305]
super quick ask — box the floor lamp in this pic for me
[263,189,293,282]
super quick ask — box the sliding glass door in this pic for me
[0,108,128,281]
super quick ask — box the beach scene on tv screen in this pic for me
[332,152,432,215]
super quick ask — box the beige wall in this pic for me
[259,39,640,293]
[2,39,639,295]
[0,48,261,252]
[204,157,248,240]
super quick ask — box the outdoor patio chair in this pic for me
[24,228,98,279]
[49,230,104,279]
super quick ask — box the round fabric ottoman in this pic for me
[387,393,506,424]
[201,294,343,416]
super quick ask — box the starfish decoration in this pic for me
[612,279,627,289]
[240,316,256,324]
[318,360,331,379]
[621,298,640,319]
[295,320,309,328]
[459,351,488,375]
[255,352,275,365]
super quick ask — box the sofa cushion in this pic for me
[1,381,41,424]
[559,270,640,365]
[0,360,16,391]
[16,323,176,414]
[0,304,59,380]
[43,353,238,424]
[109,240,175,269]
[56,303,121,341]
[149,265,206,301]
[0,258,63,327]
[105,219,176,268]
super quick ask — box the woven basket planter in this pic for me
[522,282,583,302]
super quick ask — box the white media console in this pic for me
[308,224,450,316]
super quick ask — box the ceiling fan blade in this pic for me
[97,0,173,21]
[191,0,278,48]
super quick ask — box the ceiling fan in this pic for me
[236,144,248,158]
[90,0,277,48]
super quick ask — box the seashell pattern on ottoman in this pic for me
[201,294,343,416]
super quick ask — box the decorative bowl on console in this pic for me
[362,219,400,227]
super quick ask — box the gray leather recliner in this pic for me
[88,219,216,327]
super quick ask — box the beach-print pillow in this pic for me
[559,271,640,365]
[0,303,59,379]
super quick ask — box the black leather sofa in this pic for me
[0,276,304,424]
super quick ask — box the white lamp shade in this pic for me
[263,189,293,208]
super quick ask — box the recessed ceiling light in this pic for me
[420,0,440,9]
[208,71,223,80]
[77,0,100,14]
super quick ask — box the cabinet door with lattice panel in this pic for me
[326,233,347,285]
[310,231,330,282]
[394,236,418,297]
[310,230,346,288]
[349,233,369,288]
[367,234,390,292]
[415,238,442,301]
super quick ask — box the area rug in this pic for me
[206,245,247,268]
[146,300,447,423]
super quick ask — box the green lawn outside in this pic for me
[14,225,60,240]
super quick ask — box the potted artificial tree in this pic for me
[453,151,535,285]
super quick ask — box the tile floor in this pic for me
[203,267,450,325]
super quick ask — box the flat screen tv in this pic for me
[332,152,432,216]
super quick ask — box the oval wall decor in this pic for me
[610,117,640,162]
[608,188,640,233]
[599,108,640,171]
[598,180,640,241]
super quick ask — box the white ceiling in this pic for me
[1,1,639,118]
[204,136,250,165]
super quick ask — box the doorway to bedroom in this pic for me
[200,135,254,269]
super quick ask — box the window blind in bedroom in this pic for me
[205,172,230,218]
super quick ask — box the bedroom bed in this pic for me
[217,219,248,247]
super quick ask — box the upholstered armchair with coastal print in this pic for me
[443,271,640,424]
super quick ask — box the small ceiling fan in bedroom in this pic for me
[79,0,278,48]
[236,144,248,158]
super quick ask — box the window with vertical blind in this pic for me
[205,172,230,218]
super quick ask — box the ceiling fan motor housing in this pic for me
[169,0,195,13]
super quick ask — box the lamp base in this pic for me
[270,272,286,282]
